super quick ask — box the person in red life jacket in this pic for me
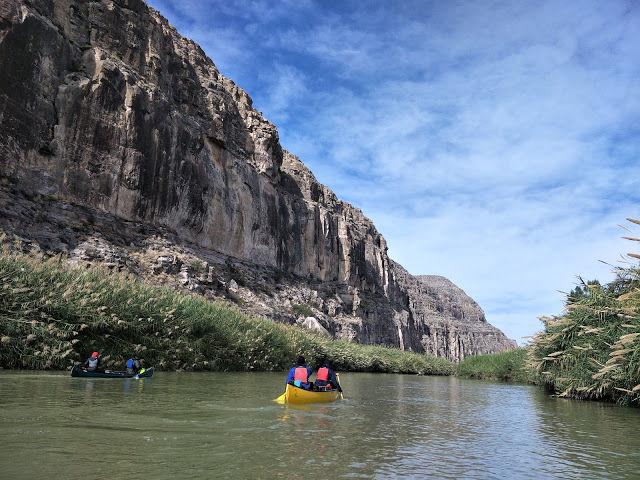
[286,355,313,390]
[84,351,100,371]
[314,360,342,392]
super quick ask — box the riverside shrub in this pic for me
[456,348,534,383]
[0,247,453,375]
[530,221,640,405]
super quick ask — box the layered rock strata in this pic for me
[0,0,515,360]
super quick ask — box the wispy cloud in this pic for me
[147,0,640,343]
[256,65,308,123]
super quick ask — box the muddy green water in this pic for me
[1,372,639,479]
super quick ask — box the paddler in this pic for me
[84,351,100,371]
[126,355,141,374]
[286,355,313,390]
[314,360,342,392]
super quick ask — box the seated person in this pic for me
[126,355,141,374]
[286,355,313,390]
[314,360,342,392]
[84,351,100,371]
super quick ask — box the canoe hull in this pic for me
[281,383,340,404]
[71,365,154,378]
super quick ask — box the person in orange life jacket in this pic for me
[314,360,342,392]
[84,351,100,371]
[286,355,313,390]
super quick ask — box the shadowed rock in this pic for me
[0,0,515,361]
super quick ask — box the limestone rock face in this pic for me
[299,317,331,338]
[389,267,516,359]
[0,0,515,361]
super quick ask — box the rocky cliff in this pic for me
[0,0,515,361]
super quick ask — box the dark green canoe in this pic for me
[71,365,154,378]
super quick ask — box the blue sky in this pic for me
[147,0,640,343]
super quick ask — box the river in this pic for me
[1,371,639,479]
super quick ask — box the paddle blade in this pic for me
[273,392,286,404]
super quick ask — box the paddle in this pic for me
[273,391,286,404]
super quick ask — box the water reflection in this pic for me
[82,379,95,399]
[1,371,639,479]
[531,390,640,478]
[122,378,147,394]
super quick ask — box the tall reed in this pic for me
[0,244,453,375]
[530,218,640,405]
[457,348,534,383]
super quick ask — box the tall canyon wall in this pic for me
[0,0,515,361]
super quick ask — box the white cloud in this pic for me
[148,0,640,343]
[256,65,308,123]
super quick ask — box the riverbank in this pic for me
[0,247,453,375]
[456,348,535,383]
[529,273,640,406]
[6,244,638,407]
[459,226,640,406]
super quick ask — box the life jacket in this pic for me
[87,358,98,370]
[316,367,329,382]
[293,367,308,382]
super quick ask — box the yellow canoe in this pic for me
[274,383,341,405]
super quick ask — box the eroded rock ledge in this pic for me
[0,0,515,360]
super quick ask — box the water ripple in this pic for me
[1,371,640,479]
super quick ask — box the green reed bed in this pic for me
[529,219,640,405]
[0,247,453,375]
[530,280,640,405]
[456,348,534,383]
